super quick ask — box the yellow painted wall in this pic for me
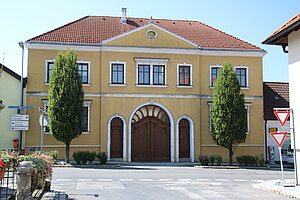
[105,25,196,48]
[25,28,264,162]
[0,70,22,150]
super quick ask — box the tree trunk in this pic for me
[229,146,233,165]
[65,143,70,163]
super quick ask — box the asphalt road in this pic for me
[51,165,294,200]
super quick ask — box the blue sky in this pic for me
[1,0,299,82]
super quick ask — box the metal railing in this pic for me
[0,169,16,200]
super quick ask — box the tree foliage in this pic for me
[48,50,84,163]
[211,64,247,164]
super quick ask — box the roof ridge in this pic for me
[263,81,289,84]
[195,20,263,50]
[27,16,90,42]
[0,63,21,80]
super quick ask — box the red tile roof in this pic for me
[263,13,300,45]
[263,82,289,120]
[27,16,263,51]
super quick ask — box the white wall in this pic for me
[266,120,290,161]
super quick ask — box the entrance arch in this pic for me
[128,101,175,162]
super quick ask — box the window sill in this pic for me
[109,83,127,87]
[44,82,91,86]
[177,85,193,88]
[241,87,250,90]
[135,84,168,88]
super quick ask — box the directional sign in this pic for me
[270,132,287,147]
[8,106,33,109]
[274,111,290,126]
[11,114,29,121]
[11,126,28,131]
[11,121,29,127]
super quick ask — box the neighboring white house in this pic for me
[263,13,300,181]
[263,82,290,163]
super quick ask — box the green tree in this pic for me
[48,50,84,163]
[211,64,247,165]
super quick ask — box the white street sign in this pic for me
[11,126,28,131]
[11,121,29,127]
[11,114,29,121]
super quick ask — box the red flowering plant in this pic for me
[0,151,19,169]
[0,161,6,170]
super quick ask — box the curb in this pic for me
[41,188,68,200]
[253,182,300,200]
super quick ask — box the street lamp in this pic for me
[18,41,25,153]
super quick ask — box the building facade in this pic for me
[0,64,24,150]
[24,10,266,162]
[263,82,290,162]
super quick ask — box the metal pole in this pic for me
[291,110,298,185]
[278,147,284,183]
[40,111,44,152]
[18,42,24,154]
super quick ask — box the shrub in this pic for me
[198,155,209,166]
[87,152,96,163]
[97,152,108,165]
[73,151,81,164]
[209,155,216,165]
[258,156,265,166]
[236,155,258,166]
[215,155,222,165]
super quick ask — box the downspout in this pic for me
[264,119,268,163]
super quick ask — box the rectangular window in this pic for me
[153,65,165,85]
[235,68,247,87]
[46,62,54,83]
[111,63,124,84]
[46,61,90,84]
[78,63,89,84]
[43,101,91,133]
[82,106,89,132]
[138,65,150,85]
[210,66,221,87]
[179,65,191,86]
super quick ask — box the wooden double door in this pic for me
[132,116,170,161]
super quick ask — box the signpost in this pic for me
[11,114,29,131]
[270,132,287,183]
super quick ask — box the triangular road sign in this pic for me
[270,132,287,147]
[274,111,290,126]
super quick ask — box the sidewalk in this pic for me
[253,179,300,199]
[41,187,68,200]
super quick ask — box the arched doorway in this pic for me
[131,105,170,161]
[179,119,190,159]
[110,117,123,159]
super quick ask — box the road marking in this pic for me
[98,179,113,182]
[167,187,204,200]
[119,179,134,182]
[215,179,229,181]
[139,179,153,181]
[234,179,247,182]
[251,180,264,182]
[55,179,71,182]
[159,179,173,181]
[178,179,192,181]
[196,179,211,181]
[77,179,92,182]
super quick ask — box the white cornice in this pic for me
[25,42,266,57]
[26,91,263,100]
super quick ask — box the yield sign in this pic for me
[274,111,290,126]
[270,132,287,147]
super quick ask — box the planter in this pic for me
[0,169,5,179]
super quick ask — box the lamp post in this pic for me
[18,41,24,153]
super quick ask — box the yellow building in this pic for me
[24,10,266,162]
[0,64,25,151]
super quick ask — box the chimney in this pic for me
[121,8,127,24]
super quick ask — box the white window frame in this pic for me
[208,101,251,134]
[209,65,223,88]
[234,65,249,89]
[45,60,91,86]
[41,99,92,134]
[109,61,127,86]
[177,63,193,88]
[135,58,169,87]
